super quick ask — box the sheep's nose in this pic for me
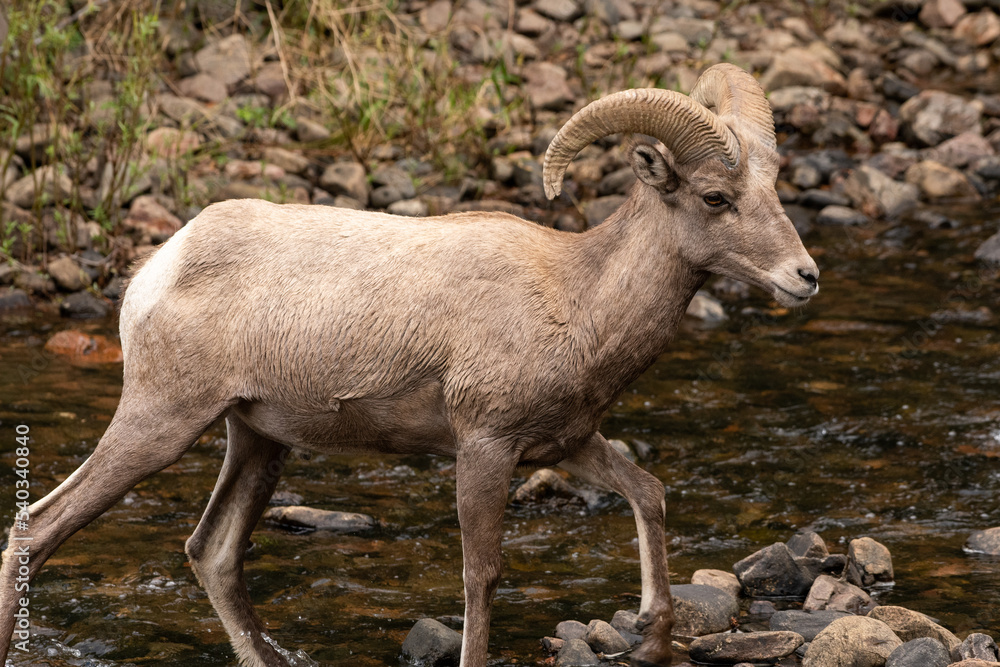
[798,268,819,292]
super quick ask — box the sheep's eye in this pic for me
[704,193,727,208]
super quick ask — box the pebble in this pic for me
[319,162,370,205]
[522,62,574,111]
[733,542,815,598]
[262,506,376,533]
[688,630,804,664]
[556,638,599,666]
[555,620,588,642]
[194,33,251,86]
[47,256,87,292]
[671,584,739,636]
[584,195,626,227]
[387,199,429,217]
[886,637,951,667]
[401,618,462,667]
[802,616,902,667]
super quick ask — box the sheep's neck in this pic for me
[555,199,706,402]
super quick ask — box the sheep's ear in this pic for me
[629,143,679,193]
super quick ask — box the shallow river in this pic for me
[0,205,998,666]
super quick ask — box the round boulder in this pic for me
[671,584,739,636]
[689,630,804,664]
[867,606,960,651]
[846,537,894,587]
[802,616,902,667]
[886,637,951,667]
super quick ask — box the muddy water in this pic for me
[0,206,998,666]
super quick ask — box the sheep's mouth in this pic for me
[773,283,814,307]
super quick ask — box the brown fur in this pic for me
[0,129,818,667]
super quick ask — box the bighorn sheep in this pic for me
[0,64,818,667]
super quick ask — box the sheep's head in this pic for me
[543,64,820,307]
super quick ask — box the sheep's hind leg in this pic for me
[185,415,306,667]
[0,392,230,664]
[560,432,674,667]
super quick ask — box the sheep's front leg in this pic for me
[560,432,673,667]
[455,444,519,666]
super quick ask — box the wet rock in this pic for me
[760,47,847,95]
[748,600,777,621]
[47,256,88,292]
[770,610,852,642]
[556,638,599,666]
[691,569,742,599]
[263,506,376,533]
[955,633,1000,661]
[803,574,876,614]
[178,73,228,103]
[817,204,870,226]
[60,292,110,319]
[319,162,370,205]
[541,637,565,653]
[803,616,902,667]
[733,542,815,598]
[147,127,202,159]
[584,620,629,654]
[401,618,462,667]
[556,620,588,642]
[899,90,982,147]
[843,165,919,219]
[388,199,428,217]
[686,291,727,323]
[671,584,739,636]
[511,468,589,507]
[269,490,305,506]
[195,33,251,87]
[44,330,123,364]
[611,610,640,636]
[846,537,894,588]
[886,637,951,667]
[584,195,626,227]
[905,160,979,200]
[950,660,1000,667]
[868,606,960,651]
[973,233,1000,266]
[920,0,966,28]
[954,10,1000,47]
[787,531,829,559]
[798,189,852,209]
[689,630,804,664]
[522,62,574,111]
[0,289,31,310]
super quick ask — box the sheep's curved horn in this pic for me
[543,87,740,200]
[690,63,775,151]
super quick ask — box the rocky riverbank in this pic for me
[2,0,1000,315]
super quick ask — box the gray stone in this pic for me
[610,610,639,636]
[556,638,599,666]
[262,147,310,175]
[770,610,852,642]
[583,619,629,654]
[295,117,330,143]
[689,630,804,664]
[955,633,1000,661]
[195,34,251,87]
[532,0,581,22]
[556,620,588,642]
[846,537,894,588]
[926,132,995,169]
[803,574,876,614]
[370,185,405,208]
[584,195,626,227]
[319,162,370,205]
[0,289,31,310]
[760,47,847,95]
[798,189,851,209]
[372,165,416,198]
[843,165,919,219]
[966,525,1000,551]
[691,569,741,599]
[817,205,870,226]
[733,542,815,598]
[522,62,574,111]
[899,90,982,147]
[802,616,902,667]
[263,506,376,533]
[685,291,727,323]
[14,271,55,295]
[905,160,979,200]
[887,637,951,667]
[5,164,73,209]
[388,199,429,217]
[47,256,88,292]
[868,606,960,651]
[401,618,462,667]
[671,584,739,636]
[787,531,829,559]
[178,73,228,103]
[60,292,110,319]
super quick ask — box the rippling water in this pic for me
[0,205,998,665]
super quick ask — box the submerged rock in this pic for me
[44,330,123,364]
[401,618,462,667]
[802,616,902,667]
[689,630,803,664]
[671,584,739,636]
[263,506,376,533]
